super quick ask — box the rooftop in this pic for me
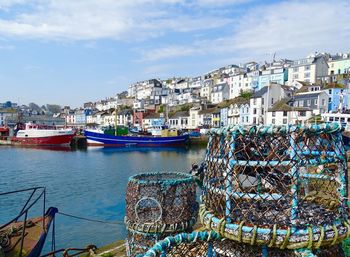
[169,111,189,119]
[268,98,312,112]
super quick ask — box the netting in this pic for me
[200,123,349,250]
[125,172,198,257]
[142,231,345,257]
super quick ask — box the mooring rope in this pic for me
[57,212,124,225]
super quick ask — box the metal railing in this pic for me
[0,187,47,257]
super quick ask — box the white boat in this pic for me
[11,123,75,146]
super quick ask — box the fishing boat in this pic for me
[11,123,75,146]
[84,129,189,147]
[0,187,57,257]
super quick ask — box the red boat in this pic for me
[11,123,75,146]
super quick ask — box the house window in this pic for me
[293,74,299,79]
[329,89,332,94]
[261,98,264,105]
[304,72,310,78]
[299,111,306,117]
[283,118,287,124]
[272,118,275,124]
[262,108,264,114]
[271,98,274,105]
[253,99,256,105]
[341,118,345,122]
[329,117,334,121]
[314,99,318,105]
[329,97,332,103]
[253,117,256,124]
[283,111,287,117]
[253,108,257,115]
[293,67,299,72]
[272,112,276,117]
[322,99,325,106]
[305,65,311,71]
[307,100,311,106]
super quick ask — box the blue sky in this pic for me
[0,0,349,107]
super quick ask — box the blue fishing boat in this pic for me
[84,129,189,147]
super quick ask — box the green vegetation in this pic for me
[158,104,165,113]
[239,90,253,99]
[118,105,131,111]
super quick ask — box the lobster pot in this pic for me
[126,230,167,257]
[125,172,198,257]
[201,124,350,250]
[142,231,345,257]
[213,240,345,257]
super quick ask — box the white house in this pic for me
[169,111,189,130]
[201,79,214,101]
[211,83,229,104]
[227,102,250,125]
[288,54,329,85]
[227,73,253,99]
[116,109,133,126]
[188,106,202,129]
[266,99,313,125]
[293,91,328,115]
[249,83,293,125]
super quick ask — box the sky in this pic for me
[0,0,349,107]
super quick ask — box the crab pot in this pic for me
[126,230,165,257]
[125,172,198,257]
[142,231,345,257]
[201,124,350,250]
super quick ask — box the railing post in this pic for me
[19,210,28,257]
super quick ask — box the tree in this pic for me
[158,104,165,113]
[239,90,253,99]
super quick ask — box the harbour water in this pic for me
[0,146,206,253]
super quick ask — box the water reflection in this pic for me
[0,146,207,252]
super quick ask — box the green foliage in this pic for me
[239,90,253,99]
[158,104,165,113]
[118,105,131,111]
[180,103,193,112]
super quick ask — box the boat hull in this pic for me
[84,130,189,147]
[11,134,75,146]
[1,207,57,257]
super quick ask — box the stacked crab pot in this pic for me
[124,172,198,257]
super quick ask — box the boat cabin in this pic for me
[0,126,9,139]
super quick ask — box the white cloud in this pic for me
[140,45,197,61]
[141,0,350,62]
[0,0,238,40]
[194,0,251,6]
